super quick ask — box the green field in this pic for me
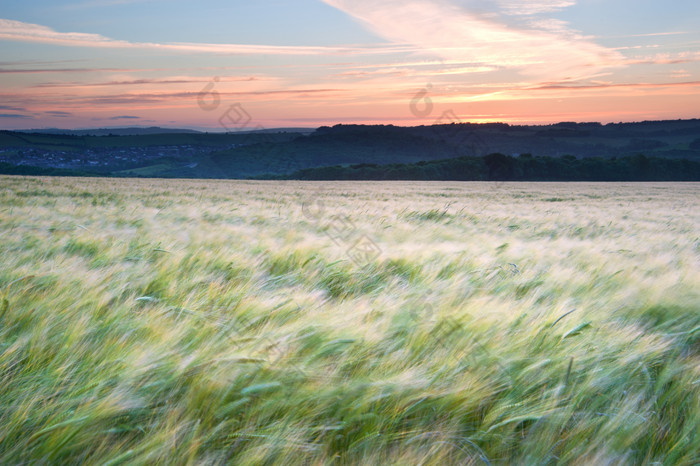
[1,176,699,464]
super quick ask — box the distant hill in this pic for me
[1,119,699,180]
[15,126,315,137]
[0,130,297,151]
[16,127,202,136]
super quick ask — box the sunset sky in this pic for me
[1,0,699,130]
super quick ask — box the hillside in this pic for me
[1,119,699,179]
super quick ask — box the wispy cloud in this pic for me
[533,80,700,91]
[332,63,496,80]
[322,0,625,81]
[670,69,691,79]
[599,31,690,39]
[0,88,349,109]
[108,115,141,120]
[629,51,700,65]
[492,0,576,15]
[455,79,700,106]
[0,105,26,111]
[0,18,409,56]
[77,88,347,106]
[45,111,73,117]
[31,76,261,88]
[0,67,140,74]
[0,114,33,119]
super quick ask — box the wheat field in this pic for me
[0,176,699,465]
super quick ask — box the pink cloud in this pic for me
[322,0,625,81]
[0,18,411,56]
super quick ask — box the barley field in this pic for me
[0,175,699,465]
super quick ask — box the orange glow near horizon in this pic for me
[1,2,699,129]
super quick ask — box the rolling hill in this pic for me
[1,119,699,179]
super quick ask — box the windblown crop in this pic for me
[1,176,698,464]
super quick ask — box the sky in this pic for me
[1,0,699,130]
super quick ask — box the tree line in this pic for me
[270,153,700,181]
